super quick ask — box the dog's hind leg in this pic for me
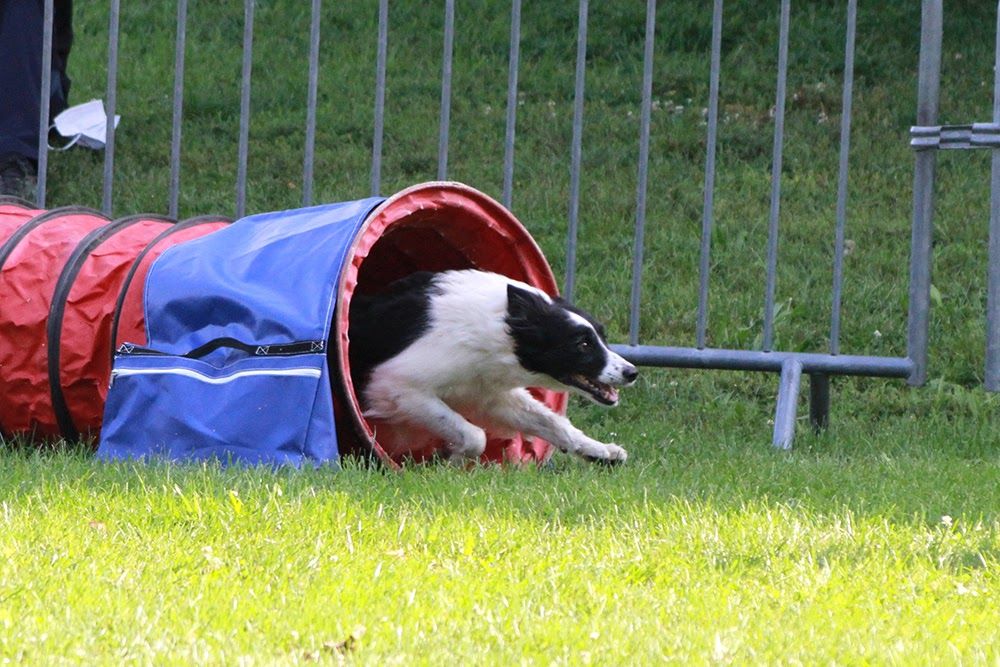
[378,392,487,464]
[485,389,628,463]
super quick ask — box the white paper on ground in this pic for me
[51,99,121,150]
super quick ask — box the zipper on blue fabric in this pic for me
[116,338,327,359]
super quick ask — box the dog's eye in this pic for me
[577,338,591,350]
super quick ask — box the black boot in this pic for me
[0,154,37,202]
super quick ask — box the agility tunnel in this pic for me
[98,182,566,468]
[0,195,231,440]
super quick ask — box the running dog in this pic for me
[346,269,638,464]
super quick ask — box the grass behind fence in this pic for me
[5,0,1000,663]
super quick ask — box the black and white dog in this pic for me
[347,269,638,464]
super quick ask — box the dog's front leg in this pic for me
[379,392,487,464]
[486,389,627,463]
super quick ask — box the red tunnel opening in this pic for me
[333,182,567,467]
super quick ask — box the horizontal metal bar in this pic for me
[610,344,914,378]
[910,123,1000,149]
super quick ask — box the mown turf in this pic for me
[3,439,1000,664]
[5,0,1000,663]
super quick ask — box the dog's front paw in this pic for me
[604,443,628,462]
[580,442,628,465]
[444,425,487,466]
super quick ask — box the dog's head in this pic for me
[505,284,638,406]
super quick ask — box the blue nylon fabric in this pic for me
[97,197,385,466]
[97,354,335,465]
[144,197,383,361]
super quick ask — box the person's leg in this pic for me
[52,0,73,117]
[0,0,72,198]
[0,0,47,163]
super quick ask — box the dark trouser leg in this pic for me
[0,0,72,163]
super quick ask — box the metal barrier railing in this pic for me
[27,0,1000,447]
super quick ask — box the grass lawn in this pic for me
[4,0,1000,663]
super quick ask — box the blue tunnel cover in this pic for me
[98,196,384,466]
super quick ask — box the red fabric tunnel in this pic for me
[0,196,230,439]
[1,182,563,468]
[333,182,567,467]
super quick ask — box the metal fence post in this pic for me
[829,0,858,356]
[502,0,522,210]
[695,0,723,350]
[812,0,858,430]
[808,373,830,431]
[986,0,1000,392]
[102,0,121,216]
[762,0,790,352]
[371,0,388,196]
[906,0,943,386]
[168,0,188,218]
[235,0,255,219]
[564,0,589,302]
[629,0,656,346]
[35,0,54,209]
[437,0,455,181]
[302,0,322,207]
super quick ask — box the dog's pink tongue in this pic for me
[607,387,619,403]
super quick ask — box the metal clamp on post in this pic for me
[910,122,1000,150]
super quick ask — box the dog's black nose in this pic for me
[623,366,639,384]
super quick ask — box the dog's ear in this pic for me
[506,284,549,323]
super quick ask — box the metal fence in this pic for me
[28,0,1000,448]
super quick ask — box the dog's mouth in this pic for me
[565,374,619,406]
